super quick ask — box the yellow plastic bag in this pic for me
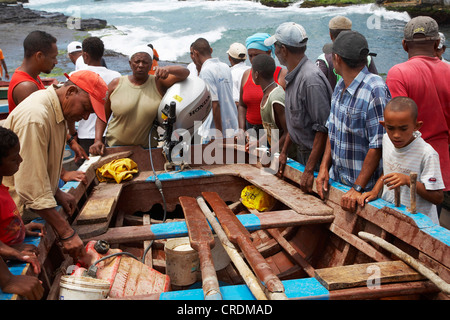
[96,158,139,183]
[240,185,275,212]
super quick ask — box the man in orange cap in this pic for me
[3,70,109,260]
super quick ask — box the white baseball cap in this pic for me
[67,41,82,54]
[438,32,446,50]
[264,22,308,48]
[227,42,247,59]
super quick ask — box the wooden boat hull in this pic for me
[1,142,449,300]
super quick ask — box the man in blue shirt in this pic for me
[316,31,391,212]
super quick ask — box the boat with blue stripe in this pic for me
[1,143,449,300]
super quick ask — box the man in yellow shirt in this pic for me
[3,70,108,260]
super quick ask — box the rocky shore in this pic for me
[0,3,107,30]
[0,3,130,81]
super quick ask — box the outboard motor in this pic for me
[156,76,211,169]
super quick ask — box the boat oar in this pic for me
[179,196,222,300]
[358,231,450,295]
[202,191,288,300]
[196,196,268,300]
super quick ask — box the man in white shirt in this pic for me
[67,41,87,71]
[227,42,250,106]
[70,37,121,161]
[190,38,238,141]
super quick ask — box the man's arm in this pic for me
[316,137,332,199]
[301,131,328,193]
[211,101,222,134]
[89,78,117,156]
[155,65,190,96]
[0,257,43,300]
[11,81,40,107]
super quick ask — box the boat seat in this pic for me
[314,260,424,290]
[73,183,123,238]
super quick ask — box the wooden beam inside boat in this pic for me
[315,260,424,291]
[84,210,335,244]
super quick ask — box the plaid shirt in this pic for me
[326,67,391,190]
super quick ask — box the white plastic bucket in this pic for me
[59,276,110,300]
[165,238,199,286]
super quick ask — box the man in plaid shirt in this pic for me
[316,31,391,212]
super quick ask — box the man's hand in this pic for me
[69,140,89,163]
[89,140,105,156]
[383,172,409,190]
[55,189,77,217]
[341,188,362,212]
[316,167,330,200]
[1,274,44,300]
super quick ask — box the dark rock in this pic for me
[0,3,107,30]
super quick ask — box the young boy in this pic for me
[0,127,44,275]
[358,97,444,224]
[245,54,292,157]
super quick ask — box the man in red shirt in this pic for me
[8,31,88,182]
[7,31,57,112]
[386,17,450,198]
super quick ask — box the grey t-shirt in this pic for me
[284,56,332,150]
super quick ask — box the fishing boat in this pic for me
[1,140,449,301]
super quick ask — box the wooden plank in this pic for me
[206,164,333,216]
[143,214,152,267]
[328,223,391,263]
[329,280,440,300]
[267,228,316,278]
[314,260,424,290]
[73,183,123,238]
[85,210,334,244]
[77,197,116,224]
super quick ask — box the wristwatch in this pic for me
[352,184,364,192]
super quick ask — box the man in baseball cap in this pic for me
[316,16,378,90]
[264,22,308,48]
[403,16,440,42]
[386,16,450,199]
[226,42,249,105]
[267,22,332,196]
[64,70,109,123]
[436,32,448,63]
[227,42,247,60]
[332,30,377,62]
[67,41,86,71]
[3,69,109,261]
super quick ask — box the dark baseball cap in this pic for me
[404,16,440,41]
[332,30,376,60]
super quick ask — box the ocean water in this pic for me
[23,0,450,76]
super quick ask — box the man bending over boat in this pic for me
[89,45,189,155]
[3,70,109,260]
[316,31,391,212]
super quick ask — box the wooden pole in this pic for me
[196,197,268,300]
[394,188,401,207]
[410,172,417,214]
[358,231,450,295]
